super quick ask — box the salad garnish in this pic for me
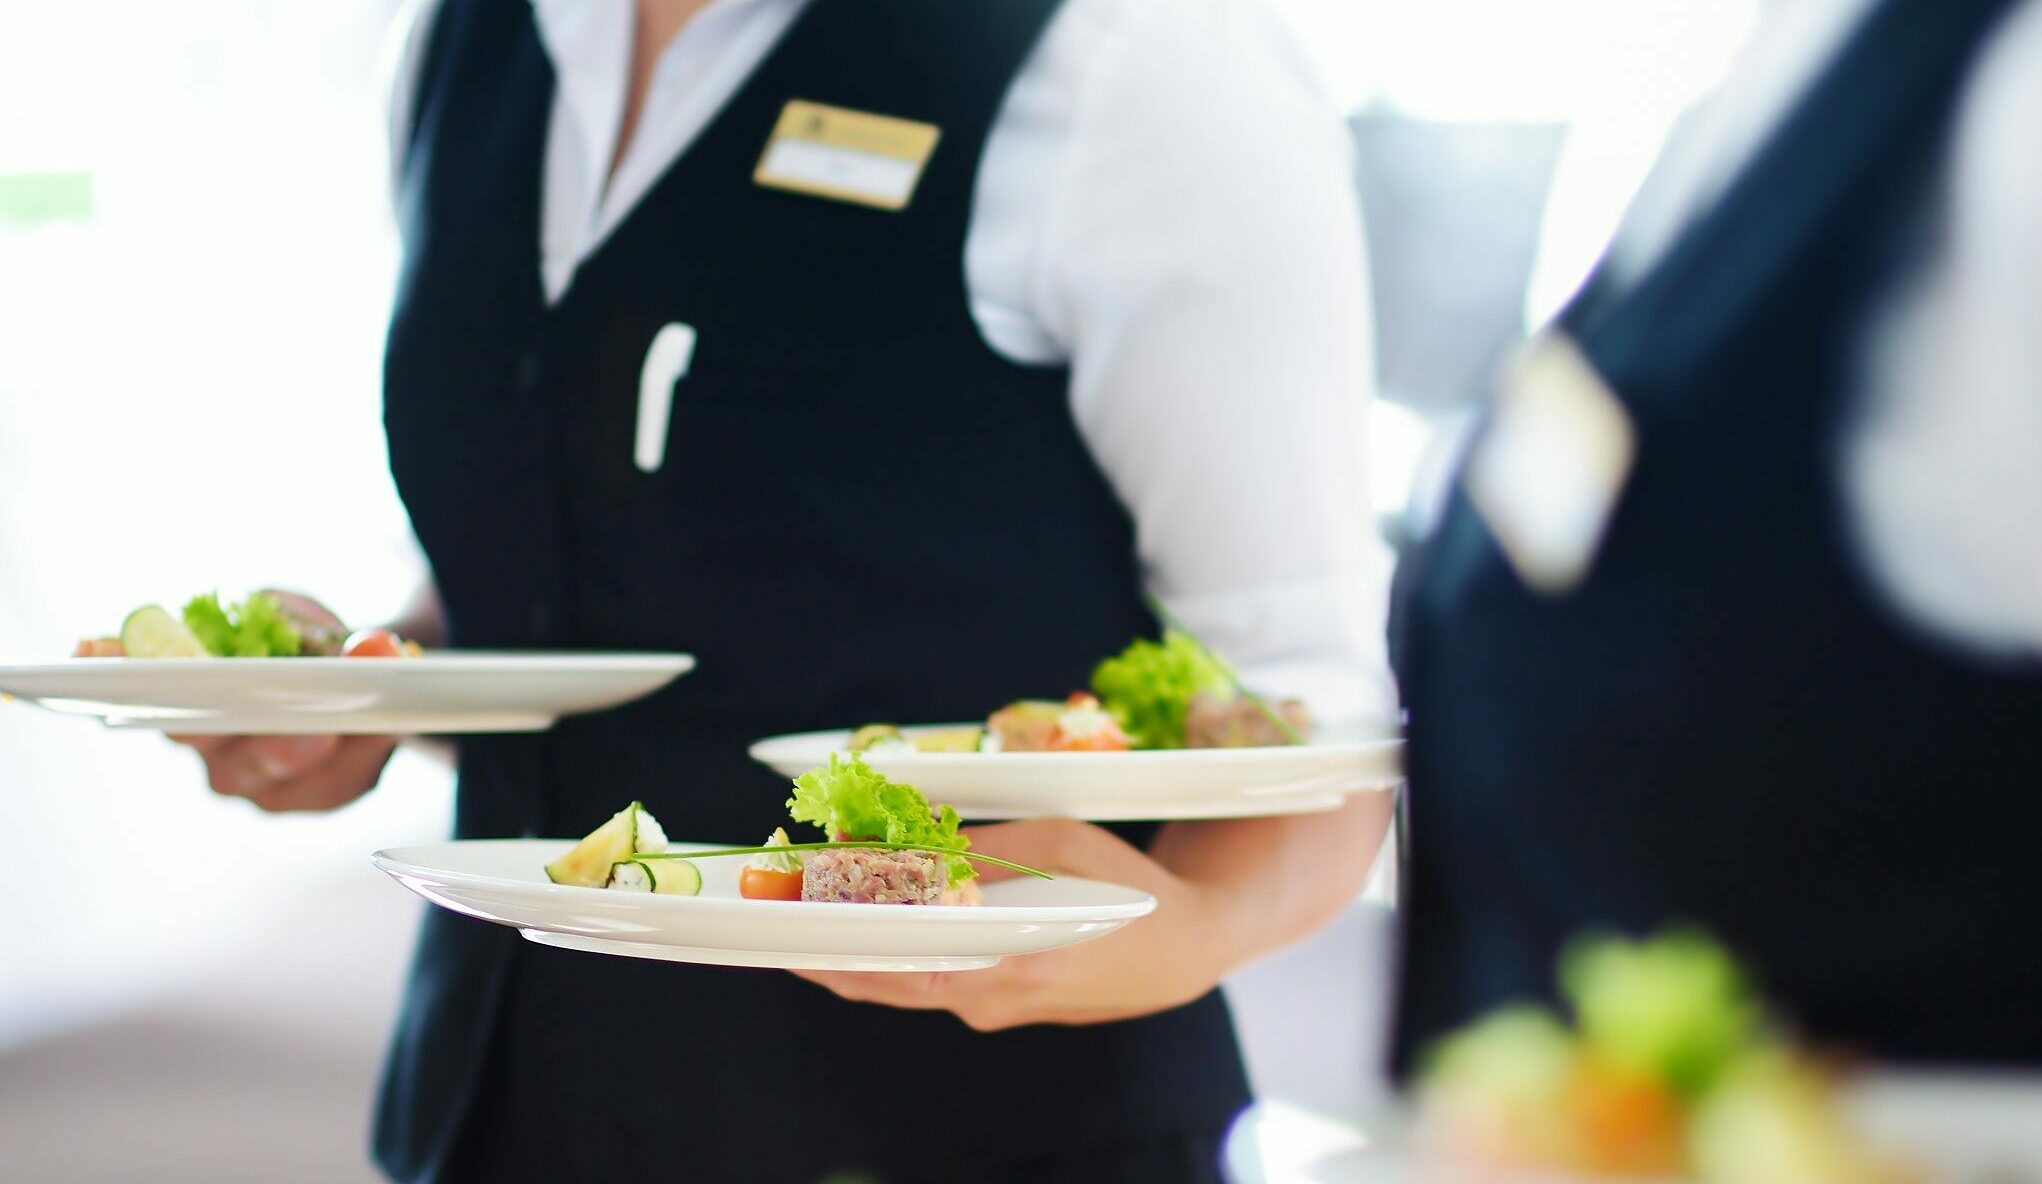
[545,761,1049,905]
[788,754,976,884]
[1138,598,1306,746]
[1088,630,1231,750]
[844,609,1310,755]
[75,588,419,659]
[182,591,303,657]
[1416,929,1910,1181]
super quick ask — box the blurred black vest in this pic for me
[1393,0,2042,1071]
[375,1,1249,1179]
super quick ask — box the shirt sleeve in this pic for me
[1844,0,2042,659]
[1021,0,1398,726]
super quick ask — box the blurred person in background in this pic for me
[1394,0,2042,1069]
[177,0,1398,1181]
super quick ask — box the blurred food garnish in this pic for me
[1415,930,1917,1182]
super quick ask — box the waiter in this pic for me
[1394,0,2042,1069]
[179,0,1399,1180]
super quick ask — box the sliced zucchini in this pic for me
[545,801,667,886]
[607,858,702,895]
[1004,700,1067,720]
[913,727,984,753]
[119,604,210,659]
[848,724,904,754]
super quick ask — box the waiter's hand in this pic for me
[170,734,399,813]
[790,819,1244,1030]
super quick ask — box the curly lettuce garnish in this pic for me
[182,591,302,658]
[787,755,974,883]
[1088,630,1233,749]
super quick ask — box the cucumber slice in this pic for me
[849,724,903,754]
[119,604,210,659]
[913,727,984,753]
[606,858,701,895]
[545,801,667,886]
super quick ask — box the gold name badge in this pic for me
[753,100,942,212]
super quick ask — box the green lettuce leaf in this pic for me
[1561,929,1761,1097]
[181,591,302,658]
[787,755,973,883]
[1089,630,1234,749]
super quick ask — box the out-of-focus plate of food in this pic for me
[1228,931,2042,1183]
[751,630,1401,819]
[0,588,692,733]
[751,724,1400,819]
[1226,1072,2042,1184]
[374,759,1156,971]
[1386,931,1988,1184]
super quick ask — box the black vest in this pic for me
[375,2,1250,1179]
[1393,0,2042,1072]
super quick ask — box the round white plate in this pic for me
[0,652,693,734]
[748,724,1403,820]
[372,839,1156,972]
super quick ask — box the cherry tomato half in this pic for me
[342,628,405,658]
[738,866,805,901]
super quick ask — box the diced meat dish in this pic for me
[985,701,1062,752]
[801,847,946,905]
[1184,690,1312,749]
[72,638,126,658]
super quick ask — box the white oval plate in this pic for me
[372,839,1156,972]
[748,724,1403,820]
[0,652,693,734]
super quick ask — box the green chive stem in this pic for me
[636,841,1053,880]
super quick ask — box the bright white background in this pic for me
[0,2,1759,1179]
[0,0,437,1051]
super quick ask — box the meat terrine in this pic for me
[801,847,946,905]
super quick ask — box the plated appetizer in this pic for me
[541,756,1040,905]
[851,629,1312,757]
[74,590,420,660]
[1415,931,1916,1182]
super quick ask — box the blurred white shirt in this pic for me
[1608,0,2042,658]
[387,0,1396,723]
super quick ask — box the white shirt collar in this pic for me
[528,0,632,219]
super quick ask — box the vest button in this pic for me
[514,351,544,396]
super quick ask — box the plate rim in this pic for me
[372,838,1159,924]
[518,931,1007,971]
[749,722,1403,766]
[0,651,696,679]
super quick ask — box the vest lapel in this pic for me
[1566,0,2018,398]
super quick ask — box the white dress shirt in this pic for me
[1603,0,2042,658]
[389,0,1398,723]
